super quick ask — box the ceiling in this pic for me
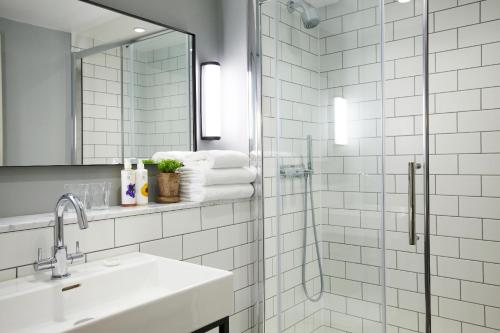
[0,0,166,44]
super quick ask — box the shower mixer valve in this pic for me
[280,164,312,178]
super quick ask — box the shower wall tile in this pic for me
[314,0,500,332]
[459,20,500,47]
[434,3,479,31]
[483,42,500,65]
[481,88,500,109]
[459,154,500,175]
[435,89,480,112]
[458,109,500,131]
[435,46,481,72]
[458,64,500,89]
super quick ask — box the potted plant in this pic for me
[156,159,183,203]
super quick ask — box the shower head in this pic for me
[287,0,320,29]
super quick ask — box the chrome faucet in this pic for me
[34,193,89,278]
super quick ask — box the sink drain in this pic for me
[74,317,94,326]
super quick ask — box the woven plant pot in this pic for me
[156,172,180,203]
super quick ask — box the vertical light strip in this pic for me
[334,97,348,145]
[201,62,222,140]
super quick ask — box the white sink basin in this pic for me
[0,253,233,333]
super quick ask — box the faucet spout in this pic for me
[54,193,88,249]
[49,193,88,278]
[35,193,88,278]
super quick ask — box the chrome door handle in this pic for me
[408,162,421,245]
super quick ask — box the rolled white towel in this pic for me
[152,150,250,169]
[180,184,254,202]
[180,166,256,186]
[185,150,249,169]
[152,151,193,163]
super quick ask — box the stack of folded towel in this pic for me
[152,150,256,202]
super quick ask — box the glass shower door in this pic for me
[260,0,389,332]
[258,0,439,332]
[261,0,326,330]
[382,0,431,332]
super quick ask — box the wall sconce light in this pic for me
[334,97,348,145]
[200,62,221,140]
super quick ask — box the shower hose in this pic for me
[302,170,324,302]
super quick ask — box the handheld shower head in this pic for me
[287,0,320,29]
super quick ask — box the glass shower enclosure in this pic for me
[256,0,500,332]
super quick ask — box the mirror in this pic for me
[0,0,195,166]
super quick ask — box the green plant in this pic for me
[142,159,155,165]
[157,159,183,173]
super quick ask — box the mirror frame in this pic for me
[0,0,197,167]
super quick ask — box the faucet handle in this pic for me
[67,241,85,263]
[34,247,56,271]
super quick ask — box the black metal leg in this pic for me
[192,316,229,333]
[219,316,229,333]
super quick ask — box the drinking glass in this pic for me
[88,182,111,210]
[63,184,89,210]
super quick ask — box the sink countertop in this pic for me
[0,198,250,233]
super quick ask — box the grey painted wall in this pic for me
[198,0,249,153]
[0,165,159,217]
[0,17,71,166]
[0,0,251,217]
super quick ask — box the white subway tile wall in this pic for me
[122,40,191,160]
[0,201,255,333]
[320,0,385,332]
[79,43,123,164]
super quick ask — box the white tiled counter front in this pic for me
[0,199,256,333]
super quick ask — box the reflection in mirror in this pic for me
[78,31,192,164]
[0,0,195,166]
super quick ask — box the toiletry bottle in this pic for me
[136,159,149,205]
[121,159,136,206]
